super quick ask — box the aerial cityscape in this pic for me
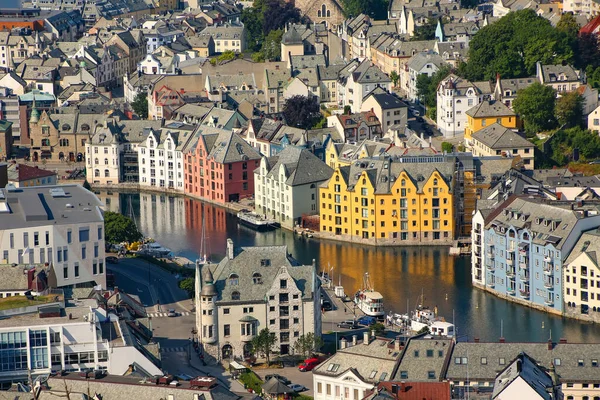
[2,0,600,397]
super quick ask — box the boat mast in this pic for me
[199,206,207,264]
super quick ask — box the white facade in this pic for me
[471,210,486,287]
[0,185,106,289]
[137,53,177,75]
[406,55,445,102]
[588,104,600,133]
[137,130,185,191]
[85,141,121,185]
[338,72,391,112]
[436,75,484,138]
[313,368,374,400]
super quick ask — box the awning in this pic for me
[239,315,258,323]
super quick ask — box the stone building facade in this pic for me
[295,0,345,30]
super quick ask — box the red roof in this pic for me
[367,382,451,400]
[580,14,600,35]
[9,163,56,182]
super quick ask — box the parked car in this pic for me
[265,374,291,385]
[106,256,119,264]
[322,300,333,311]
[167,309,178,317]
[299,357,320,372]
[289,384,308,392]
[337,320,359,329]
[357,316,377,326]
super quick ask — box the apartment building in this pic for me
[470,123,535,169]
[436,74,493,138]
[361,90,408,133]
[0,184,106,289]
[199,23,246,54]
[6,163,57,187]
[85,119,121,185]
[255,146,333,230]
[195,239,320,362]
[337,59,392,112]
[472,197,600,314]
[404,52,447,102]
[319,157,455,245]
[183,127,261,204]
[537,62,582,94]
[464,100,517,148]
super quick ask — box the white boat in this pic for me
[138,242,173,258]
[237,210,280,231]
[391,301,455,337]
[354,273,384,317]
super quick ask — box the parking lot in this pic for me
[253,365,315,397]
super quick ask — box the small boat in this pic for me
[138,242,173,258]
[391,293,455,337]
[354,273,384,318]
[237,210,280,231]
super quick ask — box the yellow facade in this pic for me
[319,166,455,244]
[464,114,518,142]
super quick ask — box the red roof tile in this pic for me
[580,15,600,35]
[366,381,451,400]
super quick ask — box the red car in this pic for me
[299,358,320,372]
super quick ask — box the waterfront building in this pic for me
[6,162,57,187]
[313,333,403,400]
[491,353,561,399]
[470,123,535,169]
[254,146,333,230]
[0,297,161,384]
[0,184,106,289]
[436,74,493,138]
[464,100,517,148]
[472,197,600,314]
[195,239,320,362]
[447,340,600,399]
[85,119,121,185]
[184,127,261,204]
[319,156,455,245]
[137,121,196,192]
[392,336,454,382]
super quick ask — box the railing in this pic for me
[543,266,553,276]
[506,268,516,277]
[544,255,552,262]
[507,287,516,295]
[519,271,529,281]
[506,258,514,266]
[544,279,554,289]
[519,262,528,270]
[519,288,530,298]
[545,297,554,306]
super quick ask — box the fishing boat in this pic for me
[389,292,455,337]
[137,242,173,258]
[237,210,280,231]
[354,273,384,318]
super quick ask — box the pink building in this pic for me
[184,129,261,203]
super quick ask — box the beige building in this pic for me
[199,24,246,53]
[195,239,321,362]
[588,104,600,133]
[470,123,535,169]
[361,89,407,132]
[564,231,600,323]
[537,62,582,94]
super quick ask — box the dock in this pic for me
[172,256,196,269]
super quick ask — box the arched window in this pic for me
[81,124,90,131]
[433,178,438,185]
[310,183,316,189]
[94,158,98,164]
[321,4,326,17]
[335,175,339,182]
[231,291,240,300]
[104,158,109,165]
[327,10,330,17]
[401,179,406,187]
[318,9,321,17]
[94,169,100,177]
[104,169,109,177]
[229,274,239,286]
[253,273,262,284]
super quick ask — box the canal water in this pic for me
[100,190,600,343]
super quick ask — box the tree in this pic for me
[556,12,580,42]
[216,50,237,64]
[389,70,399,87]
[103,211,143,244]
[441,142,454,153]
[340,0,389,20]
[242,6,264,52]
[131,92,148,119]
[343,105,352,115]
[282,95,322,129]
[576,33,600,70]
[251,328,277,365]
[371,322,385,336]
[178,277,195,297]
[411,18,438,41]
[465,9,573,80]
[513,82,557,135]
[417,326,430,335]
[263,0,303,35]
[82,180,92,191]
[416,65,452,111]
[260,29,283,61]
[556,91,584,128]
[293,333,324,358]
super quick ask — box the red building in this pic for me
[184,129,261,204]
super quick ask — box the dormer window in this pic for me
[231,291,240,300]
[261,259,271,266]
[229,274,239,286]
[253,273,262,284]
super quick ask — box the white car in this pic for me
[289,384,308,392]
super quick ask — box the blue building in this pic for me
[475,196,600,314]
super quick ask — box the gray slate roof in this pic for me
[393,336,454,381]
[471,123,532,149]
[465,100,515,118]
[262,146,333,187]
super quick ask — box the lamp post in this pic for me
[188,337,192,362]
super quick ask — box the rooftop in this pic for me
[6,163,57,182]
[471,123,532,149]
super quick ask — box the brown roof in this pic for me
[366,381,451,400]
[7,163,56,182]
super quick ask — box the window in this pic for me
[78,228,89,242]
[253,273,262,284]
[224,324,230,336]
[426,350,433,357]
[481,357,487,365]
[578,359,585,367]
[229,274,239,285]
[399,371,408,379]
[280,279,287,289]
[414,350,419,357]
[231,291,240,300]
[427,371,435,379]
[224,308,230,314]
[499,358,505,365]
[74,263,79,278]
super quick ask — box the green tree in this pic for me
[293,333,324,358]
[441,142,454,153]
[556,91,584,128]
[260,29,283,61]
[556,12,580,41]
[371,322,385,336]
[576,33,600,70]
[411,18,438,41]
[103,211,143,244]
[251,328,278,365]
[282,95,322,129]
[417,326,430,335]
[389,70,399,87]
[82,180,92,191]
[340,0,389,20]
[131,92,148,119]
[416,65,452,111]
[241,5,264,52]
[216,50,237,63]
[513,82,557,135]
[465,9,573,80]
[343,105,352,115]
[178,277,195,297]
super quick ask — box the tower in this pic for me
[196,262,218,361]
[30,96,40,126]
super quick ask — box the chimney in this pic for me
[547,339,553,350]
[371,329,376,338]
[499,337,505,343]
[400,381,406,393]
[352,335,357,346]
[559,338,567,344]
[395,336,401,351]
[474,337,479,343]
[363,331,370,344]
[340,337,347,349]
[226,238,234,259]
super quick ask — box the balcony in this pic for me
[544,255,552,263]
[506,257,514,266]
[507,287,516,295]
[519,262,528,270]
[545,297,554,306]
[520,288,530,299]
[519,271,529,281]
[486,249,495,259]
[506,267,516,277]
[544,279,554,289]
[486,262,495,271]
[543,266,553,276]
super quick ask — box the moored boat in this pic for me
[138,242,173,258]
[389,302,455,337]
[354,273,385,317]
[237,210,280,231]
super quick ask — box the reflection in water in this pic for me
[97,190,600,343]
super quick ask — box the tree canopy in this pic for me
[293,333,324,358]
[131,92,148,119]
[411,17,438,41]
[415,65,452,119]
[556,91,584,128]
[513,82,557,135]
[103,211,143,244]
[282,95,322,129]
[251,328,277,365]
[242,0,303,53]
[464,9,574,81]
[340,0,389,20]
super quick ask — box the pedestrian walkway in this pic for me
[162,346,189,353]
[148,311,192,318]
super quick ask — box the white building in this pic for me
[0,184,106,289]
[493,353,560,399]
[405,52,447,103]
[255,146,333,230]
[196,239,320,362]
[313,333,402,400]
[588,104,600,133]
[0,297,162,383]
[338,59,391,112]
[436,74,493,138]
[85,120,121,185]
[137,122,196,191]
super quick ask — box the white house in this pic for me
[405,51,447,102]
[137,53,178,75]
[85,120,121,185]
[337,59,391,112]
[254,146,333,230]
[0,184,106,289]
[492,353,560,399]
[137,122,195,191]
[436,74,493,138]
[589,104,600,133]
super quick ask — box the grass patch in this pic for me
[294,395,314,400]
[0,294,63,311]
[239,371,263,394]
[568,162,600,176]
